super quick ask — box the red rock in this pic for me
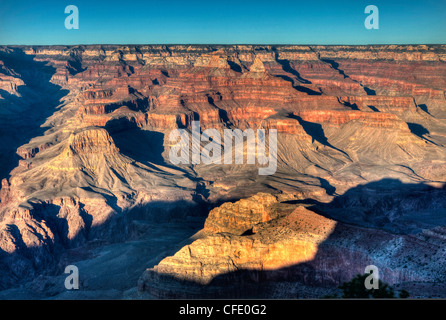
[0,45,446,297]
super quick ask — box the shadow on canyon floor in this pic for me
[287,178,446,235]
[406,123,437,145]
[272,47,311,85]
[320,58,376,96]
[141,178,446,299]
[107,122,167,167]
[106,122,217,205]
[288,113,350,159]
[0,48,69,182]
[0,197,208,294]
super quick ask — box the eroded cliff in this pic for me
[0,45,445,297]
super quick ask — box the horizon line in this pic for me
[1,43,446,47]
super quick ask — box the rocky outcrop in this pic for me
[139,194,336,297]
[139,192,446,298]
[203,193,287,234]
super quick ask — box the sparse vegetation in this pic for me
[337,274,410,299]
[399,290,410,298]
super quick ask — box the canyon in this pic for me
[0,45,445,298]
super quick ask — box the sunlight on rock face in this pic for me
[140,194,337,288]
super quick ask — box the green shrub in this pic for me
[338,274,399,299]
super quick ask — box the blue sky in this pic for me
[0,0,445,45]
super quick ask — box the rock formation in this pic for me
[139,192,446,298]
[0,45,445,297]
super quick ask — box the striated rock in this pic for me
[0,44,446,297]
[249,57,265,73]
[66,127,119,156]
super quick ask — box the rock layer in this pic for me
[0,45,445,296]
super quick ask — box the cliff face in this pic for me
[0,45,445,297]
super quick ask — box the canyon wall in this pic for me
[0,45,445,297]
